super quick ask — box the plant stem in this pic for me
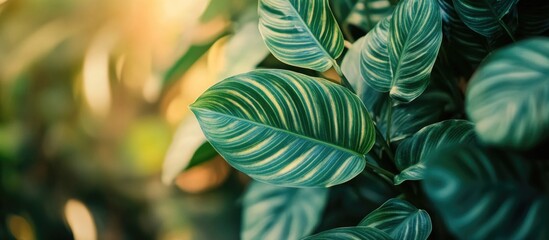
[374,126,395,163]
[364,161,395,180]
[385,95,393,145]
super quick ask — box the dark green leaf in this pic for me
[394,120,475,184]
[423,145,549,239]
[191,69,375,187]
[345,0,394,33]
[466,38,549,149]
[359,198,432,240]
[302,227,392,240]
[242,181,328,240]
[453,0,518,37]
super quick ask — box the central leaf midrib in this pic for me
[390,5,423,89]
[192,107,365,158]
[286,0,336,64]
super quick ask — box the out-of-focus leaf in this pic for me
[191,69,375,187]
[302,227,392,240]
[466,38,549,149]
[453,0,518,38]
[242,181,328,240]
[162,116,210,184]
[423,145,549,239]
[345,0,393,33]
[258,0,344,72]
[217,22,269,80]
[359,198,432,240]
[394,120,475,185]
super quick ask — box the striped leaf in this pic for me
[191,69,375,187]
[438,0,489,67]
[302,227,392,240]
[360,0,442,102]
[345,38,455,143]
[423,145,549,240]
[359,198,432,240]
[258,0,344,72]
[242,181,328,240]
[394,120,476,185]
[162,116,214,184]
[466,38,549,149]
[453,0,518,37]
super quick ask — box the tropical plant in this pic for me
[168,0,549,238]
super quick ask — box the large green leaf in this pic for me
[258,0,344,72]
[359,198,432,240]
[345,37,455,142]
[394,120,475,185]
[453,0,518,37]
[302,227,392,240]
[466,38,549,149]
[191,69,375,187]
[242,181,328,240]
[423,145,549,239]
[438,0,489,67]
[360,0,442,102]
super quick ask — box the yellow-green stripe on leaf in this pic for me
[191,69,375,187]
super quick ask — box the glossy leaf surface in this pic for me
[360,0,442,102]
[394,120,475,184]
[359,198,432,240]
[242,181,328,240]
[258,0,344,72]
[191,69,375,187]
[302,227,392,240]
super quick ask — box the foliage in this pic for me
[169,0,549,238]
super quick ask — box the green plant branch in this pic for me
[364,156,396,180]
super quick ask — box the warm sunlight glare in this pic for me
[65,199,97,240]
[7,215,35,240]
[83,29,116,118]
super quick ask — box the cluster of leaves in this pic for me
[179,0,549,239]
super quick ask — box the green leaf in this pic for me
[162,116,216,184]
[360,0,442,102]
[423,145,549,239]
[191,69,375,187]
[258,0,344,72]
[345,38,455,142]
[466,38,549,149]
[242,181,328,240]
[439,0,490,67]
[359,198,432,240]
[302,227,392,240]
[345,0,394,33]
[394,120,475,185]
[453,0,518,37]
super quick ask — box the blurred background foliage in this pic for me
[0,0,384,239]
[0,0,262,239]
